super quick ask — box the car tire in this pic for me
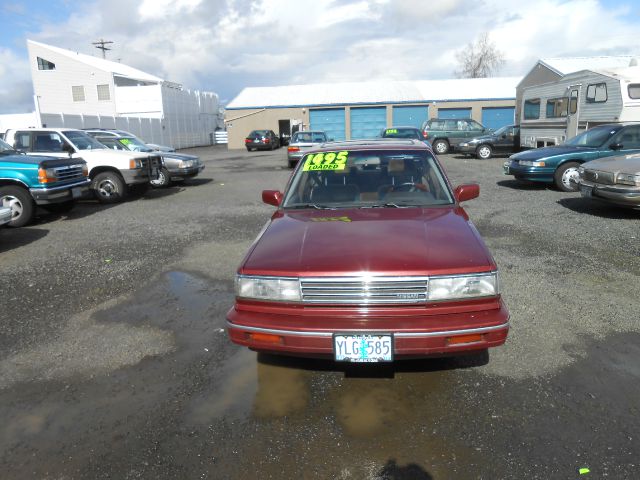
[554,162,580,192]
[150,167,171,188]
[476,144,493,160]
[433,139,449,154]
[246,147,252,152]
[0,185,35,227]
[42,200,76,214]
[92,171,127,203]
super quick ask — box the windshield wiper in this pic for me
[286,203,336,210]
[362,202,414,208]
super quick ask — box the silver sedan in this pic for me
[286,131,329,168]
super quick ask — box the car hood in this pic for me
[464,134,497,143]
[241,207,495,277]
[161,152,199,161]
[583,153,640,174]
[512,145,592,160]
[0,152,61,164]
[76,149,151,160]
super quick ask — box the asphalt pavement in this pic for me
[0,145,638,479]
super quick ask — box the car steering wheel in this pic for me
[394,182,418,192]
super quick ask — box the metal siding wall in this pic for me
[310,108,346,141]
[392,105,429,128]
[481,107,515,129]
[350,107,387,139]
[438,108,472,119]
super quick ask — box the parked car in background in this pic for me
[503,123,640,192]
[286,130,328,168]
[577,153,640,209]
[245,130,280,151]
[227,139,509,362]
[84,129,176,152]
[95,136,204,188]
[421,118,491,154]
[0,138,90,227]
[4,128,161,203]
[458,125,520,160]
[379,126,425,141]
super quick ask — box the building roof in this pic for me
[27,39,164,84]
[226,77,520,109]
[539,55,639,76]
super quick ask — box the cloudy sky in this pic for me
[1,0,639,113]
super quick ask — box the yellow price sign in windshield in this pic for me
[302,151,348,171]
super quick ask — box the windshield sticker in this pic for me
[120,138,131,145]
[385,129,398,134]
[310,216,352,223]
[302,151,348,171]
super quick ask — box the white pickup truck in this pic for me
[3,128,162,203]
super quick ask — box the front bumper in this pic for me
[30,179,91,204]
[503,161,555,183]
[167,164,205,179]
[121,168,150,185]
[457,143,478,154]
[226,299,509,358]
[578,180,640,208]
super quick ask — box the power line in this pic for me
[92,38,114,59]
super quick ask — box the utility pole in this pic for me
[92,38,114,59]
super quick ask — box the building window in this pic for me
[72,86,85,102]
[586,83,607,103]
[629,84,640,99]
[97,84,111,101]
[37,57,56,70]
[546,97,568,118]
[523,98,540,119]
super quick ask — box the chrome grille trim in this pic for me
[300,276,429,305]
[584,169,615,185]
[54,164,85,181]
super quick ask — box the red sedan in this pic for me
[227,139,509,363]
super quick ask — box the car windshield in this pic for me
[282,149,453,209]
[564,125,621,148]
[0,138,15,153]
[65,131,107,150]
[117,137,153,152]
[249,130,269,137]
[381,128,422,139]
[493,125,511,136]
[292,132,327,143]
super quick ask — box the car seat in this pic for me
[310,184,360,203]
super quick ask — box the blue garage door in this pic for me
[350,107,387,139]
[438,108,472,119]
[392,105,429,128]
[482,107,515,130]
[310,108,346,141]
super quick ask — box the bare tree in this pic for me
[455,32,505,78]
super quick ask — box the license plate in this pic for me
[71,187,83,198]
[254,139,260,143]
[580,184,593,197]
[333,334,393,363]
[503,162,510,174]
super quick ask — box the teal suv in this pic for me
[503,124,640,192]
[0,138,90,227]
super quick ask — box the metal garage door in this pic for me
[350,107,387,139]
[310,108,346,141]
[438,108,472,119]
[482,107,515,130]
[392,105,429,128]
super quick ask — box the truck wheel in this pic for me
[554,162,580,192]
[476,144,493,160]
[0,185,35,227]
[92,171,127,203]
[42,201,76,214]
[151,167,171,188]
[433,139,449,154]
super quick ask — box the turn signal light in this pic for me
[422,132,429,139]
[288,146,300,152]
[249,333,283,344]
[447,334,483,345]
[37,167,57,183]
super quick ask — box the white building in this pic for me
[0,40,224,149]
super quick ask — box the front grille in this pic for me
[54,164,85,181]
[300,276,429,305]
[584,169,615,185]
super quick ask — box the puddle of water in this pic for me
[253,360,310,418]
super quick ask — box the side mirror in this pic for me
[62,143,75,155]
[609,143,623,151]
[454,183,480,203]
[262,190,283,207]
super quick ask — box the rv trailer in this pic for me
[519,66,640,149]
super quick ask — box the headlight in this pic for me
[236,275,301,302]
[37,167,58,183]
[178,160,194,168]
[428,272,499,301]
[616,173,640,186]
[519,160,546,167]
[129,158,143,169]
[81,164,89,176]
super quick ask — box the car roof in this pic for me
[313,139,432,152]
[384,126,420,130]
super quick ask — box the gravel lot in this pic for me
[0,145,638,479]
